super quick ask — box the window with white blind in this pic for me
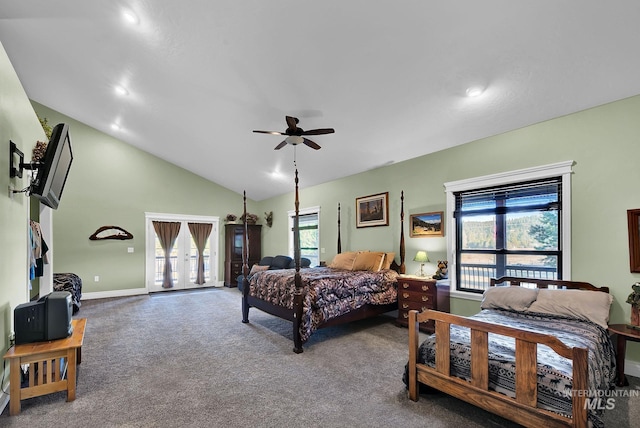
[444,161,573,297]
[288,206,320,268]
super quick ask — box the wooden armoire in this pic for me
[224,224,261,287]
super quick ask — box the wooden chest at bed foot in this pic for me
[396,275,450,333]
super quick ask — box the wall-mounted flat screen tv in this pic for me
[30,123,73,209]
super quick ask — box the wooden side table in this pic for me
[396,275,450,333]
[607,323,640,387]
[3,318,86,415]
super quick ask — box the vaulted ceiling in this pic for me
[1,1,639,200]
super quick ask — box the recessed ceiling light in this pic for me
[269,169,287,181]
[111,123,121,131]
[122,10,139,25]
[466,86,485,97]
[114,85,129,96]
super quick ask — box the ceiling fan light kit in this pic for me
[253,116,335,150]
[286,136,305,145]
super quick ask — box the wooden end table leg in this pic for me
[616,333,628,387]
[8,358,21,416]
[66,348,77,402]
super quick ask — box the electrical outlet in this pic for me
[8,332,15,347]
[94,275,100,282]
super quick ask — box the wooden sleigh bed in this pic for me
[240,170,406,353]
[407,277,617,428]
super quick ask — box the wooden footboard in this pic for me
[407,309,589,428]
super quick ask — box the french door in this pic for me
[145,213,220,292]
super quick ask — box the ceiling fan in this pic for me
[253,116,335,150]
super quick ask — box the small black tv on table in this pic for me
[14,291,74,345]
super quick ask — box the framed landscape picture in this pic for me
[356,192,389,228]
[410,211,444,237]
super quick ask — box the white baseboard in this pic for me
[0,384,9,416]
[81,281,225,301]
[81,287,149,300]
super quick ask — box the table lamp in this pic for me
[413,251,429,277]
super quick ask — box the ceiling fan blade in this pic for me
[253,130,284,135]
[285,116,299,131]
[301,128,335,136]
[274,140,288,150]
[303,138,321,150]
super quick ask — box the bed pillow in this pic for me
[271,255,293,269]
[257,256,274,266]
[481,286,539,312]
[352,251,385,271]
[381,252,396,270]
[287,257,312,269]
[526,289,613,329]
[328,251,359,270]
[249,264,269,275]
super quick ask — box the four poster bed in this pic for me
[406,277,616,428]
[240,175,406,353]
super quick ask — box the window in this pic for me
[288,206,320,267]
[444,161,573,297]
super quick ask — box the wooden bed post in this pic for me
[241,191,250,323]
[337,203,341,254]
[292,168,304,353]
[408,309,420,401]
[399,190,406,274]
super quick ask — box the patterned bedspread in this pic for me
[249,267,398,342]
[412,309,616,428]
[53,272,82,314]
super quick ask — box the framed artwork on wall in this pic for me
[628,209,640,272]
[410,211,444,237]
[355,192,389,228]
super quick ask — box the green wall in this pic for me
[30,103,258,293]
[255,95,640,361]
[4,38,640,369]
[0,41,47,392]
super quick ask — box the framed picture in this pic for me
[410,211,444,237]
[628,209,640,272]
[356,192,389,228]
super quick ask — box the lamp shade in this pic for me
[413,251,429,263]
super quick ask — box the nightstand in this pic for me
[607,324,640,386]
[396,275,450,333]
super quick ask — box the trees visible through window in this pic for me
[444,161,573,296]
[288,207,320,267]
[455,178,562,292]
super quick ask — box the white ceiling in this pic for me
[1,1,639,201]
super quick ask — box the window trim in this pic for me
[444,161,574,301]
[288,205,321,267]
[144,212,220,290]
